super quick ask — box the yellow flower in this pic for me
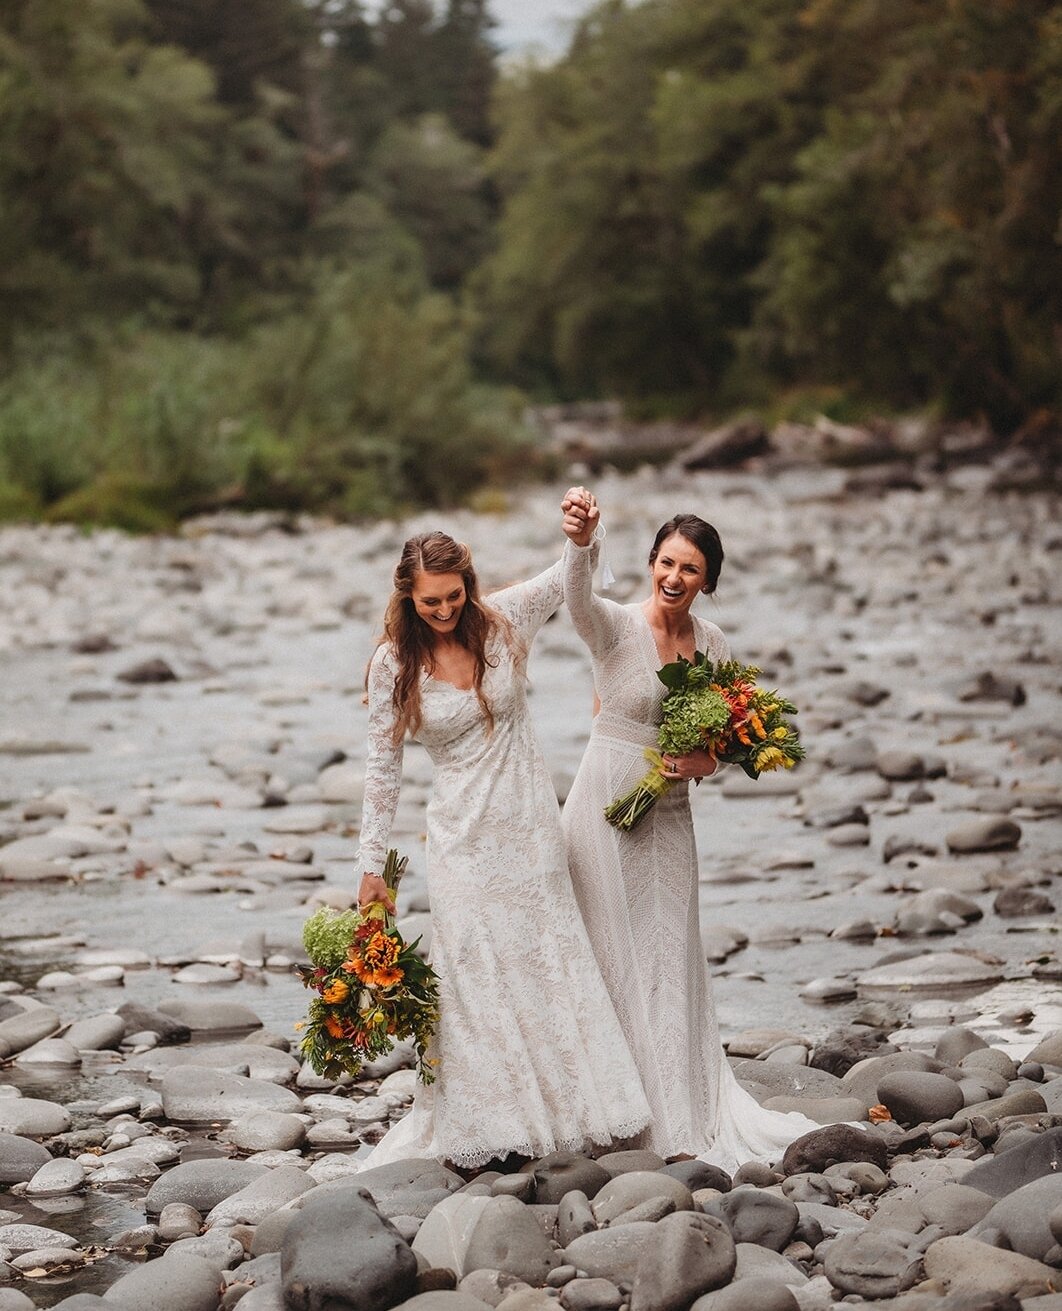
[293,1021,305,1031]
[322,979,350,1005]
[755,746,786,771]
[772,727,788,740]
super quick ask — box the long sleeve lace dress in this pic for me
[560,539,821,1171]
[357,549,651,1169]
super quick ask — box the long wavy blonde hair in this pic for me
[377,532,512,745]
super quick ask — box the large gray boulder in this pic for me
[823,1230,922,1299]
[701,1188,798,1252]
[160,1066,301,1122]
[282,1184,417,1311]
[524,1151,610,1204]
[144,1159,268,1214]
[0,1132,51,1184]
[876,1071,965,1126]
[781,1124,886,1176]
[102,1250,222,1311]
[963,1127,1062,1197]
[205,1164,313,1228]
[353,1158,465,1220]
[462,1195,560,1283]
[562,1222,659,1282]
[629,1212,736,1311]
[591,1172,693,1224]
[922,1234,1055,1297]
[968,1175,1062,1261]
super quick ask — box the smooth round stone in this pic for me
[935,1027,990,1065]
[1028,1031,1062,1066]
[79,965,125,985]
[525,1152,611,1205]
[702,1188,799,1252]
[923,1234,1055,1297]
[0,1005,61,1055]
[859,952,1004,990]
[0,1097,71,1137]
[160,1067,301,1122]
[173,964,241,985]
[877,1072,965,1126]
[918,1184,995,1236]
[158,1203,203,1242]
[221,1111,305,1153]
[591,1172,693,1224]
[960,1047,1018,1081]
[25,1159,85,1197]
[594,1150,666,1178]
[630,1212,736,1311]
[156,999,262,1032]
[64,1014,125,1051]
[0,1291,37,1310]
[0,1223,79,1253]
[463,1195,560,1283]
[946,817,1021,853]
[800,977,857,1003]
[14,1038,81,1067]
[659,1160,732,1194]
[824,1230,921,1298]
[35,972,80,990]
[104,1249,227,1311]
[690,1278,798,1311]
[0,1132,51,1184]
[562,1222,658,1282]
[762,1095,868,1124]
[129,1042,299,1084]
[145,1159,269,1214]
[11,1246,85,1271]
[876,751,924,781]
[782,1123,887,1176]
[283,1185,417,1310]
[559,1277,622,1310]
[968,1175,1062,1261]
[205,1164,313,1228]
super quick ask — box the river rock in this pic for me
[351,1158,465,1220]
[103,1249,222,1311]
[591,1171,693,1224]
[156,999,262,1032]
[0,1133,51,1184]
[130,1042,299,1083]
[701,1188,798,1251]
[158,1203,203,1242]
[0,1007,62,1057]
[824,1229,921,1298]
[946,818,1021,853]
[145,1159,268,1214]
[629,1212,736,1311]
[562,1222,658,1282]
[968,1175,1062,1260]
[690,1280,798,1311]
[25,1158,85,1197]
[659,1160,732,1194]
[594,1150,666,1177]
[964,1088,1047,1121]
[935,1028,990,1064]
[15,1037,80,1066]
[64,1014,126,1051]
[412,1194,491,1276]
[206,1164,313,1228]
[525,1152,610,1205]
[0,1223,79,1253]
[220,1111,306,1153]
[858,951,1003,989]
[0,1096,70,1137]
[282,1184,417,1311]
[559,1278,622,1311]
[160,1067,301,1121]
[917,1183,995,1235]
[1027,1032,1062,1066]
[877,1071,965,1126]
[463,1195,560,1283]
[782,1123,886,1176]
[117,657,178,683]
[115,1001,190,1043]
[922,1234,1055,1297]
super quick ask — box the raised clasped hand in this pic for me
[660,748,718,783]
[560,485,599,548]
[358,872,396,913]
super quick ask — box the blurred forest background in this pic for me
[0,0,1059,528]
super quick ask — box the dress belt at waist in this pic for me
[591,712,658,748]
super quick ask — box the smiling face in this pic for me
[410,569,467,636]
[650,533,709,614]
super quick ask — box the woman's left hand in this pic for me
[660,748,718,782]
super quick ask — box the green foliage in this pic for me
[44,475,177,533]
[659,688,731,755]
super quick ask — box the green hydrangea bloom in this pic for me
[302,907,359,970]
[659,687,731,755]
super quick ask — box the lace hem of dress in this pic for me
[427,1115,652,1169]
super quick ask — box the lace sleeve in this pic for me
[488,557,566,645]
[355,644,404,878]
[563,535,623,660]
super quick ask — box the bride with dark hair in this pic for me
[560,490,821,1170]
[356,527,649,1169]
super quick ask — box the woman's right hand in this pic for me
[561,486,599,547]
[358,872,396,913]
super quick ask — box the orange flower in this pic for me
[322,980,349,1005]
[324,1014,344,1038]
[344,930,405,989]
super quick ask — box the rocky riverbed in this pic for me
[0,458,1059,1308]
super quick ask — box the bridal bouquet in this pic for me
[296,849,441,1082]
[604,656,805,831]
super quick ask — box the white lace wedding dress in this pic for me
[356,549,651,1169]
[560,539,821,1171]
